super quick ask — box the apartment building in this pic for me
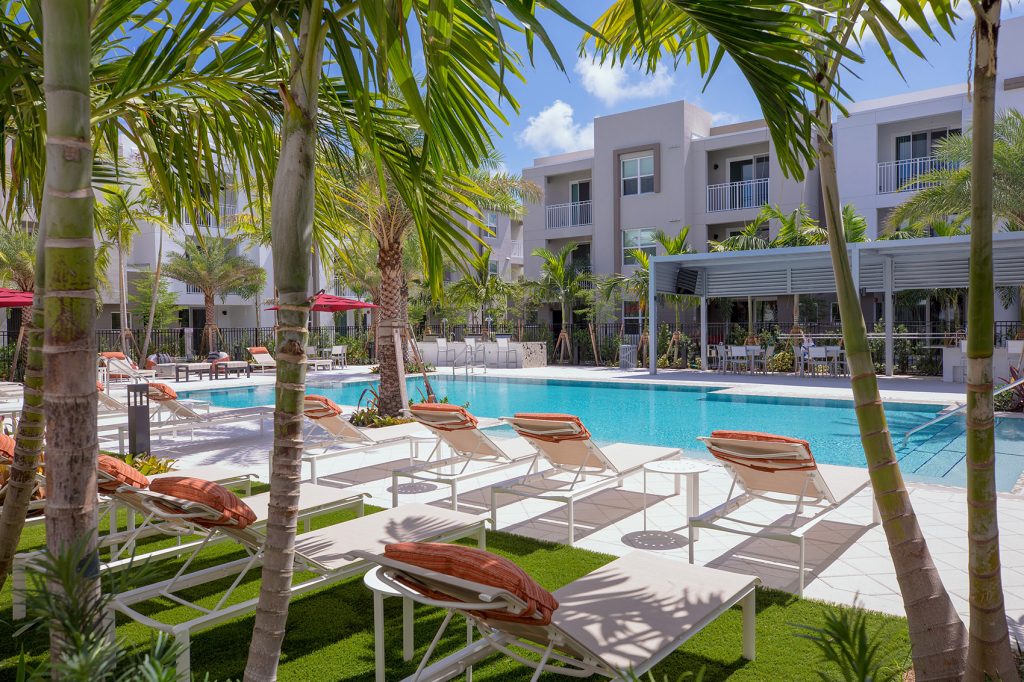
[521,16,1024,327]
[456,209,525,283]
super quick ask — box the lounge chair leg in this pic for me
[12,559,26,620]
[310,458,318,485]
[174,631,191,682]
[490,490,498,530]
[798,539,806,597]
[450,481,459,511]
[872,498,881,525]
[567,501,575,546]
[392,473,400,508]
[402,596,415,661]
[741,590,756,660]
[373,589,386,682]
[688,525,695,564]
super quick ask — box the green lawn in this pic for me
[2,488,911,680]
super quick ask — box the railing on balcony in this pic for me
[510,240,524,259]
[574,264,595,289]
[182,202,238,228]
[546,200,592,229]
[706,178,769,213]
[877,156,950,194]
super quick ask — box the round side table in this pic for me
[643,459,709,539]
[364,566,415,682]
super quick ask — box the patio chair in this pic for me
[464,337,486,367]
[302,395,433,483]
[693,430,877,595]
[436,338,456,366]
[392,403,535,510]
[755,345,775,374]
[709,343,726,371]
[330,344,348,368]
[825,345,846,376]
[495,336,518,368]
[803,346,831,376]
[494,414,680,545]
[106,483,485,680]
[99,352,157,383]
[146,383,211,423]
[726,345,750,373]
[96,381,128,412]
[247,346,276,373]
[352,545,758,680]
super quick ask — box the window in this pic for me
[623,301,642,335]
[895,128,960,162]
[484,211,499,231]
[570,180,591,203]
[488,260,499,277]
[623,228,657,265]
[621,155,654,196]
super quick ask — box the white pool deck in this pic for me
[102,364,1024,643]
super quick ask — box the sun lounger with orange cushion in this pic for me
[694,430,878,595]
[389,403,536,511]
[350,543,758,680]
[494,413,680,545]
[247,346,276,373]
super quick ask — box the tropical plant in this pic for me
[532,242,594,330]
[708,221,769,252]
[162,238,265,354]
[587,1,991,677]
[601,249,654,325]
[0,228,36,292]
[447,248,519,327]
[128,273,180,334]
[793,602,906,682]
[655,227,699,327]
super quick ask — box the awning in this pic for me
[0,288,33,308]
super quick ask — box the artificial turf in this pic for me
[0,486,911,680]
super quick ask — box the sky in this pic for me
[490,2,1024,174]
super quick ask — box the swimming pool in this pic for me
[181,375,1024,491]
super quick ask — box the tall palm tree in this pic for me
[0,228,36,292]
[447,248,518,327]
[532,242,593,332]
[163,238,265,354]
[0,0,283,592]
[655,227,698,327]
[588,1,983,677]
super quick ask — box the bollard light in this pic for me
[126,383,151,457]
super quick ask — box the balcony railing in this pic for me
[546,200,592,229]
[706,178,769,213]
[877,156,949,194]
[510,240,524,259]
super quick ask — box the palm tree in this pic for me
[588,1,984,677]
[655,227,697,328]
[447,248,518,329]
[533,242,593,329]
[0,228,36,292]
[708,221,769,252]
[0,1,283,593]
[162,238,265,354]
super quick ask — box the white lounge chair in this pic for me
[99,352,157,383]
[494,413,680,545]
[694,430,877,595]
[353,545,758,680]
[145,383,211,423]
[392,403,535,510]
[105,484,485,681]
[329,344,348,368]
[247,346,276,373]
[302,395,433,482]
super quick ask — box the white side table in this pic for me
[364,566,415,682]
[643,459,709,540]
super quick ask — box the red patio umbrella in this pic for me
[0,288,33,308]
[268,292,378,313]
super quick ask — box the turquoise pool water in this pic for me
[181,375,1024,490]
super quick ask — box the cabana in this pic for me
[647,232,1024,377]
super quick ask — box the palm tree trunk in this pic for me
[204,293,216,355]
[118,245,130,356]
[0,227,46,590]
[376,238,405,416]
[964,4,1015,678]
[140,229,164,360]
[817,96,968,679]
[243,5,323,678]
[40,0,100,661]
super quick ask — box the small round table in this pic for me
[642,459,709,540]
[364,567,415,682]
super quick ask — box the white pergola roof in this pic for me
[646,231,1024,375]
[650,231,1024,298]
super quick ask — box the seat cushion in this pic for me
[100,351,138,369]
[410,403,477,431]
[97,454,149,493]
[304,395,343,419]
[147,383,178,402]
[512,413,590,442]
[248,346,270,355]
[384,542,558,625]
[710,430,809,450]
[0,433,14,465]
[148,476,256,529]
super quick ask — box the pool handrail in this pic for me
[901,373,1024,447]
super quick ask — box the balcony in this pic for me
[706,178,769,213]
[546,200,592,229]
[510,240,524,259]
[877,156,948,194]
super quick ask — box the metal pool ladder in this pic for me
[901,374,1024,447]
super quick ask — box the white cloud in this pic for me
[711,111,742,126]
[517,100,594,155]
[573,58,674,107]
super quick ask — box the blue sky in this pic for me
[491,3,1024,174]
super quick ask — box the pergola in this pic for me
[647,231,1024,375]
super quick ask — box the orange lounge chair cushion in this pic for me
[707,430,816,471]
[512,413,590,442]
[248,346,270,356]
[148,477,256,529]
[385,542,558,625]
[304,395,343,419]
[0,433,14,465]
[147,383,178,402]
[211,352,231,365]
[96,381,105,392]
[410,402,478,430]
[97,454,149,493]
[100,351,138,369]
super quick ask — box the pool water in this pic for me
[181,375,1024,491]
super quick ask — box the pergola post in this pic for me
[883,257,894,376]
[700,296,708,370]
[649,259,658,375]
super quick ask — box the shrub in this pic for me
[121,452,178,475]
[767,349,795,373]
[349,408,413,428]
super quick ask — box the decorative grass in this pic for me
[1,487,910,680]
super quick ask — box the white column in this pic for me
[884,257,894,376]
[700,296,708,370]
[648,259,658,374]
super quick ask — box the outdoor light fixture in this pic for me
[126,383,151,457]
